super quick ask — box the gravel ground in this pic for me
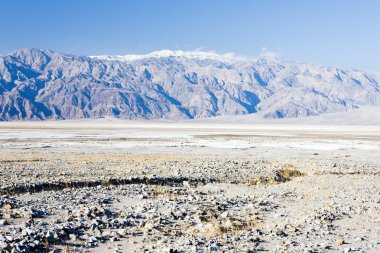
[0,122,379,252]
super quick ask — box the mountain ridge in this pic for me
[0,48,379,121]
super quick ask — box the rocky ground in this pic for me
[0,122,379,252]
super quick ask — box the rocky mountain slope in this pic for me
[0,48,379,121]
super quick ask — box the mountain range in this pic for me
[0,48,379,121]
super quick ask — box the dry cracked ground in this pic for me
[0,121,379,253]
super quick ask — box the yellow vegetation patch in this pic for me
[245,168,306,186]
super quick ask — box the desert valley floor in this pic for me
[0,120,379,252]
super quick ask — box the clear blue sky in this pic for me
[1,0,379,71]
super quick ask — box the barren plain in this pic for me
[0,120,379,252]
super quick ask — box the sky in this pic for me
[1,0,379,71]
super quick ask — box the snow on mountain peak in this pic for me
[90,49,253,63]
